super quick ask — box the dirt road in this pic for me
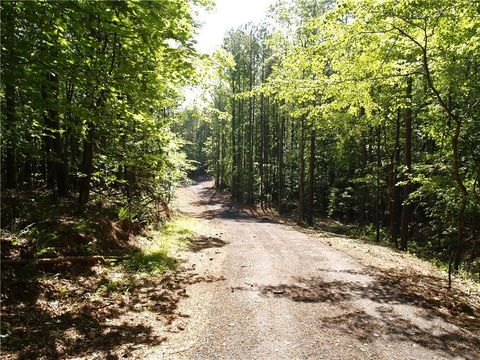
[148,180,479,359]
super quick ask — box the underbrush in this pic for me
[1,202,201,358]
[0,188,183,262]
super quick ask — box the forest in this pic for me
[1,0,480,358]
[1,1,207,356]
[181,0,480,278]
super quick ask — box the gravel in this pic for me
[142,180,480,360]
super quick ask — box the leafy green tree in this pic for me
[1,0,207,214]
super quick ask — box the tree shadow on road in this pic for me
[320,307,478,359]
[234,267,480,359]
[188,235,228,252]
[187,181,278,225]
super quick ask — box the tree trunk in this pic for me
[420,45,470,277]
[452,118,468,271]
[278,109,285,213]
[260,91,265,206]
[3,256,127,266]
[307,128,316,225]
[78,125,94,210]
[358,108,367,225]
[23,159,32,189]
[220,128,225,188]
[4,3,17,189]
[231,78,238,200]
[390,109,401,248]
[375,125,382,242]
[215,148,220,188]
[248,96,255,204]
[238,97,244,203]
[298,116,306,224]
[248,46,255,204]
[400,76,413,251]
[42,71,68,196]
[45,139,55,190]
[264,96,270,205]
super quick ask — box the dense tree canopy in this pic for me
[1,0,208,216]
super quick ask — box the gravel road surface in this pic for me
[147,180,479,360]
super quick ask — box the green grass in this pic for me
[318,221,392,245]
[123,215,199,274]
[98,275,135,295]
[123,251,178,274]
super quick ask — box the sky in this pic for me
[183,0,275,107]
[194,0,275,54]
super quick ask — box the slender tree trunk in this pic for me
[467,168,480,272]
[5,85,17,189]
[264,96,270,205]
[298,116,306,224]
[278,109,285,213]
[248,42,255,203]
[290,116,296,206]
[220,127,225,188]
[359,108,367,225]
[23,159,32,189]
[215,123,221,188]
[4,4,17,189]
[238,97,244,203]
[42,71,68,196]
[260,91,265,206]
[390,109,401,248]
[231,78,237,200]
[375,125,381,242]
[307,128,316,225]
[248,95,254,203]
[452,118,467,270]
[400,76,413,251]
[45,139,55,190]
[78,125,94,210]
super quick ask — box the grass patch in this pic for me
[98,274,135,295]
[317,221,392,246]
[123,215,199,274]
[123,251,177,274]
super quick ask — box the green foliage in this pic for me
[0,0,204,213]
[98,275,135,295]
[123,251,177,274]
[197,0,480,272]
[327,187,357,220]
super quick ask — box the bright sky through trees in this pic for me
[184,0,275,107]
[194,0,275,54]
